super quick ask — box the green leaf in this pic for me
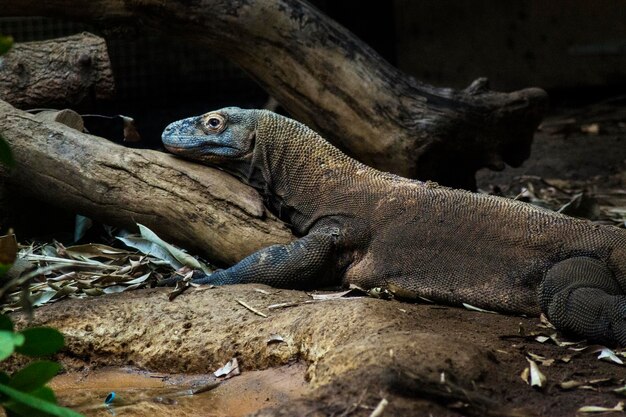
[30,386,57,404]
[0,315,14,332]
[0,136,14,168]
[0,330,26,361]
[0,383,83,417]
[15,327,64,357]
[4,401,53,417]
[0,35,12,56]
[9,361,61,392]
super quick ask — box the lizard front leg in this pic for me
[191,227,341,289]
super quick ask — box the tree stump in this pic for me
[0,33,114,108]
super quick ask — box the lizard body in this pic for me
[162,108,626,345]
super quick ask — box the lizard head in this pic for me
[162,107,259,181]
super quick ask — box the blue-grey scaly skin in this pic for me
[163,107,626,346]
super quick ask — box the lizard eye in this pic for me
[202,113,226,132]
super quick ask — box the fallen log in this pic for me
[0,33,114,108]
[0,99,293,264]
[0,0,548,189]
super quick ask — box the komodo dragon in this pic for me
[162,107,626,346]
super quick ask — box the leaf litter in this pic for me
[482,175,626,229]
[0,224,215,313]
[503,311,626,411]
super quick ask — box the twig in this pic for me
[369,398,388,417]
[267,300,316,310]
[236,299,267,318]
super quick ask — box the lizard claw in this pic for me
[190,270,215,285]
[157,269,217,287]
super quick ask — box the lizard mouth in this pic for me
[164,140,241,157]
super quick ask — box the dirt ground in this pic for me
[7,101,626,417]
[11,284,626,417]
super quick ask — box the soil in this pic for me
[7,101,626,417]
[50,363,310,417]
[10,283,626,417]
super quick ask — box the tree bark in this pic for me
[0,33,115,109]
[0,99,293,264]
[0,0,548,189]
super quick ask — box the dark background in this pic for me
[1,1,625,144]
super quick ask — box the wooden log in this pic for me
[0,0,548,189]
[0,99,293,264]
[0,33,114,108]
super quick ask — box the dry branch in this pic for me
[0,33,114,108]
[0,99,293,265]
[0,0,547,189]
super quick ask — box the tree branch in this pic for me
[0,33,114,108]
[0,0,548,188]
[0,99,293,264]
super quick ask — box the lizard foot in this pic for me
[539,256,626,346]
[157,270,217,287]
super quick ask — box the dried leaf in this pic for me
[560,380,585,390]
[570,345,625,365]
[55,285,78,297]
[65,244,130,261]
[560,378,613,391]
[580,123,600,135]
[83,288,104,296]
[597,347,624,365]
[137,224,210,273]
[462,303,498,314]
[30,291,56,307]
[520,367,529,384]
[310,289,357,300]
[369,398,388,417]
[527,352,546,361]
[47,272,79,282]
[267,334,285,345]
[74,214,93,242]
[538,313,556,329]
[117,235,183,270]
[214,358,240,379]
[578,401,624,413]
[549,333,582,347]
[24,254,116,270]
[267,301,308,310]
[524,358,546,388]
[102,285,128,294]
[168,272,193,301]
[527,352,555,367]
[123,272,151,285]
[367,287,393,299]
